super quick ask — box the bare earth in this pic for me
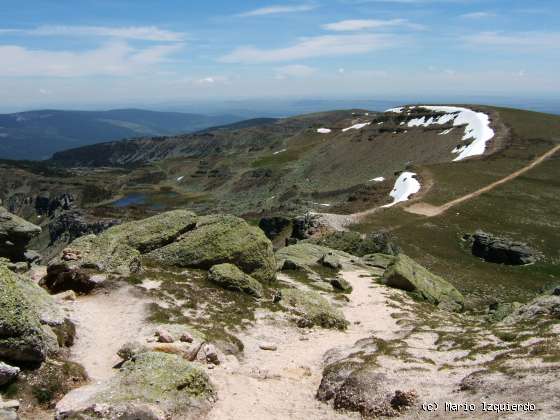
[63,285,151,381]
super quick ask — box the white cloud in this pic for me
[194,76,229,85]
[323,19,423,31]
[0,25,185,42]
[463,31,560,50]
[275,64,316,79]
[238,4,317,17]
[220,34,397,63]
[0,42,184,77]
[460,12,495,19]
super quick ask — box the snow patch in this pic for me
[317,128,332,134]
[370,177,385,182]
[273,148,287,155]
[342,122,371,132]
[439,128,454,136]
[176,176,184,182]
[386,107,404,114]
[382,172,421,208]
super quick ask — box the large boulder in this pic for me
[279,288,348,330]
[43,210,198,293]
[0,207,41,261]
[0,265,48,364]
[208,263,263,297]
[56,352,216,420]
[465,231,541,265]
[258,216,292,246]
[381,254,464,310]
[146,214,276,282]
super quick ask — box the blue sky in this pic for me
[0,0,559,110]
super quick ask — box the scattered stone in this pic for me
[0,362,20,386]
[259,343,278,351]
[310,230,400,257]
[156,328,174,343]
[40,263,102,294]
[500,290,560,324]
[208,263,263,297]
[62,248,82,261]
[464,231,542,265]
[196,343,222,365]
[330,278,352,293]
[362,253,396,269]
[180,333,194,343]
[53,290,77,302]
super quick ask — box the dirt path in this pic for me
[63,285,151,381]
[208,270,402,420]
[405,143,560,217]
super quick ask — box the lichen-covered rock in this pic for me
[500,290,560,324]
[208,263,263,297]
[319,253,342,270]
[146,214,276,282]
[43,210,198,293]
[276,243,353,272]
[56,352,215,420]
[309,230,400,257]
[0,206,41,261]
[362,253,396,270]
[330,278,352,293]
[382,254,464,310]
[0,265,48,364]
[280,288,347,330]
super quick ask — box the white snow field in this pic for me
[382,171,421,208]
[370,176,385,182]
[316,128,332,134]
[342,122,371,132]
[273,148,287,155]
[385,105,495,161]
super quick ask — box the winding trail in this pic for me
[404,143,560,217]
[208,269,401,420]
[314,143,560,227]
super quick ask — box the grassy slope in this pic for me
[353,107,560,307]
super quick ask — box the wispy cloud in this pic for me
[464,31,560,50]
[460,12,495,19]
[220,34,397,63]
[322,19,423,31]
[238,4,317,17]
[0,25,185,42]
[275,64,316,79]
[0,42,184,77]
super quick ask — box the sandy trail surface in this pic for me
[63,285,151,381]
[208,270,402,420]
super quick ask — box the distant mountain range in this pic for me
[0,109,240,160]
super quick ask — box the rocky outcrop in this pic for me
[48,209,120,247]
[0,265,48,364]
[35,193,74,217]
[146,214,276,283]
[292,213,335,240]
[382,254,464,311]
[310,231,400,257]
[0,207,41,261]
[0,262,76,365]
[279,288,348,330]
[464,231,542,265]
[258,216,292,246]
[208,263,263,297]
[317,338,416,417]
[500,287,560,324]
[43,210,198,293]
[56,352,216,420]
[0,362,19,386]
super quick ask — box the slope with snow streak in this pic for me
[386,105,495,161]
[342,122,370,132]
[382,171,421,208]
